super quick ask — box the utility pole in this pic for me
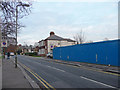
[15,5,18,68]
[15,4,30,68]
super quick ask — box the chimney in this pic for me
[50,31,55,36]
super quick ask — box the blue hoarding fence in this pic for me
[53,39,119,66]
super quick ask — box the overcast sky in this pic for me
[18,0,118,45]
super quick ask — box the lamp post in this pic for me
[15,4,30,68]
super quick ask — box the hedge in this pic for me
[25,52,37,56]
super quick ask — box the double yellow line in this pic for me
[19,63,55,90]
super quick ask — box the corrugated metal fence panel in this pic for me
[53,39,119,66]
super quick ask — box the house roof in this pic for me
[46,35,64,40]
[45,34,76,42]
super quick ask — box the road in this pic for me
[16,55,119,89]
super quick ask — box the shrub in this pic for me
[25,52,38,56]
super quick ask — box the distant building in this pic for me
[21,45,34,54]
[38,32,76,56]
[38,40,45,56]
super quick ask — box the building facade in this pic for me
[38,40,46,56]
[38,32,76,56]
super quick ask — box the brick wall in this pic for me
[7,44,17,53]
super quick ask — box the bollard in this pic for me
[15,56,17,68]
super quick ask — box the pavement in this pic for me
[2,57,39,89]
[17,55,119,89]
[0,54,2,90]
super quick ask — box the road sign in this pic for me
[1,40,7,47]
[51,45,53,48]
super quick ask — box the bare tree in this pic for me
[86,40,93,43]
[1,22,25,38]
[0,0,31,37]
[73,30,86,44]
[0,1,31,21]
[104,38,109,41]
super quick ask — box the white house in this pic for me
[38,32,76,56]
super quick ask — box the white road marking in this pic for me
[47,65,65,72]
[80,76,116,88]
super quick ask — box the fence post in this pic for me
[96,54,98,63]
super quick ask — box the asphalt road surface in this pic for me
[16,55,119,89]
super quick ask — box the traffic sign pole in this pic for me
[1,40,7,58]
[1,40,7,47]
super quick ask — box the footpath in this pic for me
[2,58,39,89]
[0,55,2,90]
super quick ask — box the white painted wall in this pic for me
[38,48,45,55]
[47,40,76,53]
[38,40,45,55]
[38,39,76,55]
[28,49,32,53]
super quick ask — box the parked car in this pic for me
[10,52,14,56]
[47,52,53,58]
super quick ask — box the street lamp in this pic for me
[15,3,30,68]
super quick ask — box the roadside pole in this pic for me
[15,4,30,68]
[15,5,18,68]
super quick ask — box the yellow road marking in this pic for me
[18,60,119,90]
[19,63,55,90]
[20,64,49,89]
[22,64,54,88]
[25,67,50,89]
[35,73,55,90]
